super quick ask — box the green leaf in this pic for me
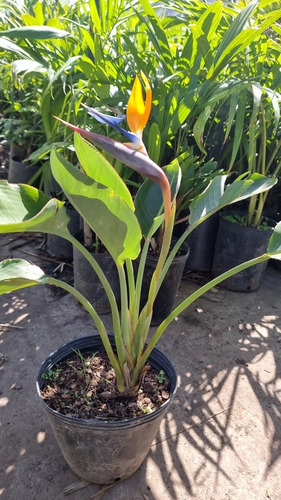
[190,25,213,71]
[224,91,239,144]
[211,8,281,79]
[134,1,173,75]
[170,88,196,135]
[214,0,258,65]
[197,1,223,41]
[0,181,72,238]
[148,122,161,164]
[0,37,32,58]
[268,221,281,260]
[135,161,181,237]
[220,174,277,207]
[0,26,71,39]
[89,0,101,34]
[11,59,47,76]
[264,87,280,135]
[248,83,262,171]
[122,34,148,75]
[0,259,48,295]
[42,55,81,96]
[50,149,142,263]
[228,88,247,172]
[193,105,213,154]
[74,133,134,211]
[189,175,227,227]
[189,173,277,227]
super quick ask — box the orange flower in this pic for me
[126,72,152,152]
[82,72,152,154]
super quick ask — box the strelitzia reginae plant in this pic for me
[1,73,281,397]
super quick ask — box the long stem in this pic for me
[247,116,258,226]
[146,203,175,313]
[132,237,150,327]
[159,215,200,279]
[130,181,175,363]
[67,233,126,364]
[266,137,281,176]
[129,238,152,362]
[252,107,267,228]
[125,258,136,316]
[117,262,131,357]
[47,277,125,392]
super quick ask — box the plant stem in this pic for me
[132,237,150,328]
[47,277,125,392]
[266,137,281,176]
[131,252,270,384]
[117,262,131,359]
[146,202,175,316]
[125,258,136,316]
[252,106,267,228]
[67,233,125,363]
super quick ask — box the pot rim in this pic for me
[36,334,178,429]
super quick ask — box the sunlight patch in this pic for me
[37,431,46,444]
[14,313,29,324]
[262,315,278,322]
[5,465,15,474]
[255,324,269,337]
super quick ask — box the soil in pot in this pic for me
[37,335,177,484]
[40,350,171,420]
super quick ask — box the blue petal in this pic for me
[84,105,126,127]
[82,104,139,144]
[118,127,139,143]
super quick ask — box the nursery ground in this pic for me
[0,232,281,500]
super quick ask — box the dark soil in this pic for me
[40,351,171,420]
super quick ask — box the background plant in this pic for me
[1,0,281,218]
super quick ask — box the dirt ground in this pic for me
[0,228,280,500]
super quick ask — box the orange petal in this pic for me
[127,73,151,134]
[139,71,152,130]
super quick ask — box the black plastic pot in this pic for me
[185,213,219,272]
[36,334,177,484]
[73,241,120,313]
[137,240,189,325]
[10,143,25,162]
[212,211,275,292]
[8,156,39,186]
[46,209,80,261]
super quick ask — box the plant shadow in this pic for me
[129,263,281,498]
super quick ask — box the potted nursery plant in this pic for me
[212,93,281,291]
[0,74,281,485]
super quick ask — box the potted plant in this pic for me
[0,74,281,485]
[212,91,281,291]
[1,109,44,186]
